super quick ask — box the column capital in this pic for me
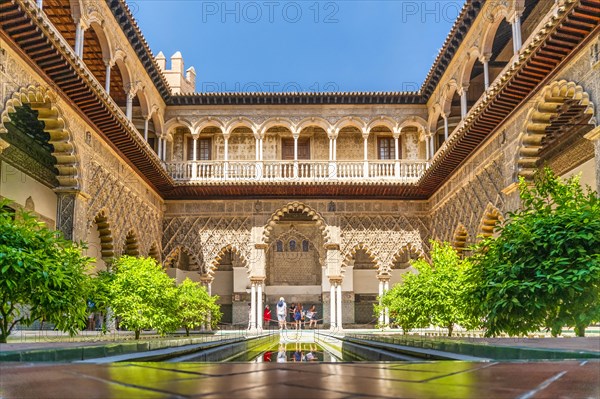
[328,128,338,139]
[377,274,391,282]
[324,242,340,250]
[328,276,343,284]
[250,276,266,284]
[255,243,268,250]
[479,53,492,63]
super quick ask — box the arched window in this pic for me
[276,240,283,252]
[289,239,297,252]
[302,240,309,252]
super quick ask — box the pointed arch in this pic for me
[263,202,329,243]
[0,85,81,190]
[477,203,504,240]
[452,224,469,256]
[516,80,596,179]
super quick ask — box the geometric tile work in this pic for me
[1,360,597,398]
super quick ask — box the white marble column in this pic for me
[256,280,263,331]
[425,135,430,160]
[157,137,162,160]
[104,61,112,94]
[250,282,257,330]
[394,132,400,178]
[74,21,83,57]
[143,117,149,142]
[125,92,134,121]
[293,133,299,179]
[378,279,384,325]
[481,54,491,90]
[362,133,369,178]
[336,282,343,329]
[460,86,468,118]
[443,114,449,141]
[510,12,523,54]
[330,282,336,329]
[191,136,198,179]
[383,279,390,326]
[429,136,435,158]
[224,135,229,180]
[36,0,42,8]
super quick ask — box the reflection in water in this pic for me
[254,343,338,362]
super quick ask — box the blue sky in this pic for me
[132,1,460,93]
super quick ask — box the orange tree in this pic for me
[0,200,92,343]
[467,169,600,337]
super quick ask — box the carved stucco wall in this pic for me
[1,40,163,254]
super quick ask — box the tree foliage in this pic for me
[381,241,474,336]
[467,168,600,337]
[109,256,178,339]
[176,278,222,335]
[0,201,93,343]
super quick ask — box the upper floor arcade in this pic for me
[1,0,598,199]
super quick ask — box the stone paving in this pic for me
[1,360,598,398]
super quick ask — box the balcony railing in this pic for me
[164,160,428,183]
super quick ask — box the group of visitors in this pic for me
[266,297,319,330]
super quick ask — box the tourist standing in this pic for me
[294,303,303,330]
[306,305,318,329]
[263,304,272,329]
[276,297,287,329]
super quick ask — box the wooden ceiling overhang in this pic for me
[418,0,600,193]
[164,182,430,201]
[1,0,598,201]
[0,0,174,193]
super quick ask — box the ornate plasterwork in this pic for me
[340,215,431,274]
[162,216,252,275]
[84,161,161,257]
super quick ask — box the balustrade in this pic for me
[164,159,428,183]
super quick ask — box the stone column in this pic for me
[191,136,198,179]
[143,117,149,142]
[224,134,230,180]
[394,131,400,178]
[336,281,343,329]
[425,135,430,160]
[362,131,369,178]
[510,11,523,54]
[481,54,491,90]
[36,0,42,8]
[250,281,257,330]
[104,61,112,94]
[329,281,336,329]
[157,137,163,160]
[255,278,265,331]
[378,278,384,325]
[383,278,390,326]
[429,136,435,158]
[443,114,449,141]
[460,85,468,118]
[74,21,84,58]
[293,130,299,179]
[125,92,134,121]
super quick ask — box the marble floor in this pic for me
[1,360,598,398]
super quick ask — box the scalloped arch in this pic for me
[208,244,248,275]
[263,202,329,243]
[452,224,469,255]
[516,80,595,179]
[342,243,380,271]
[477,203,504,240]
[92,209,115,263]
[164,245,202,271]
[0,85,81,190]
